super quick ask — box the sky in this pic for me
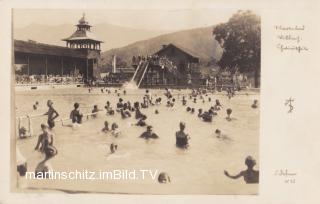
[13,9,246,31]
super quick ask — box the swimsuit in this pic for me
[176,132,188,148]
[70,109,83,124]
[47,119,55,128]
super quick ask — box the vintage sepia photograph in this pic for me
[13,8,260,194]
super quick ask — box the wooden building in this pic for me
[14,14,103,82]
[139,44,201,87]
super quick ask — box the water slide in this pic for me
[130,60,149,88]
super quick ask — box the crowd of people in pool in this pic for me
[16,87,259,184]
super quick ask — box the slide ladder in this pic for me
[137,62,149,87]
[130,60,149,87]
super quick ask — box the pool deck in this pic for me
[15,83,260,92]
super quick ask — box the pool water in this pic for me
[15,87,259,194]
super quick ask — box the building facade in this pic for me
[14,14,103,83]
[139,44,201,87]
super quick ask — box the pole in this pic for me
[61,57,64,84]
[27,56,30,76]
[86,59,89,81]
[45,56,47,77]
[61,57,64,76]
[113,55,117,73]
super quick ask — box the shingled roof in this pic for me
[62,30,102,42]
[62,14,102,43]
[14,40,88,58]
[154,43,200,63]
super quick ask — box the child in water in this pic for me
[158,172,171,183]
[145,89,152,105]
[224,156,259,184]
[175,122,190,148]
[136,118,147,127]
[120,108,131,119]
[141,97,148,108]
[198,109,203,118]
[34,124,54,153]
[214,129,230,140]
[164,88,172,99]
[110,143,118,154]
[251,100,258,108]
[102,121,110,133]
[70,103,83,124]
[139,126,159,139]
[135,104,146,119]
[105,101,115,115]
[215,129,222,138]
[155,97,162,105]
[91,105,101,118]
[182,96,187,106]
[201,109,214,122]
[214,99,222,111]
[33,101,39,110]
[171,98,176,107]
[44,100,59,129]
[117,98,124,109]
[226,108,232,121]
[111,123,121,137]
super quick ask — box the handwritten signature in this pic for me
[274,169,297,184]
[274,169,297,177]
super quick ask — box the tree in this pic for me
[213,10,261,87]
[116,56,128,68]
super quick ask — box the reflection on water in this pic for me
[15,88,259,194]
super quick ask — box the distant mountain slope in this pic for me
[101,25,223,66]
[13,23,171,51]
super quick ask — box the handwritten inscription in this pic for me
[275,25,305,31]
[275,25,309,53]
[274,169,297,184]
[285,97,294,113]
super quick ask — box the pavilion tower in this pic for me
[62,13,103,51]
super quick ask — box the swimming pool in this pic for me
[15,87,259,194]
